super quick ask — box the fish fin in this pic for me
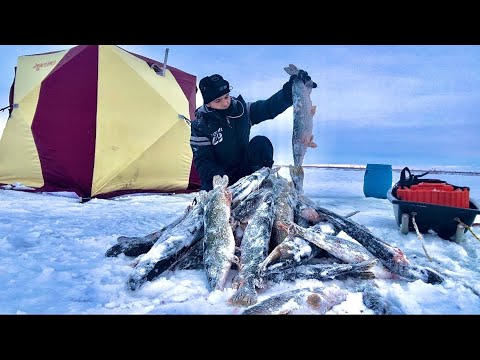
[213,174,229,189]
[228,283,258,306]
[221,174,229,187]
[344,210,360,218]
[212,175,222,188]
[300,207,321,223]
[308,134,318,148]
[310,105,317,116]
[277,220,295,235]
[284,64,299,76]
[225,187,233,205]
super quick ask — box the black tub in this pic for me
[387,188,480,240]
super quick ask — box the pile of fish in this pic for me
[106,167,443,314]
[105,64,443,314]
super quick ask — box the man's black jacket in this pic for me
[190,87,292,191]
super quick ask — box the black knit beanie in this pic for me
[199,74,230,104]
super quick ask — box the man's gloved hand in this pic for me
[296,70,317,88]
[282,69,317,99]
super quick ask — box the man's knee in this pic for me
[247,135,274,171]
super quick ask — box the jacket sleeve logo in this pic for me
[211,127,223,145]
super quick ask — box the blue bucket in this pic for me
[363,164,392,199]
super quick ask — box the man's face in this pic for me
[207,93,231,110]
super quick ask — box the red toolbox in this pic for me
[396,182,470,208]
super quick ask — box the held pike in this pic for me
[242,285,348,315]
[229,187,276,306]
[284,64,317,195]
[203,175,237,291]
[313,204,444,285]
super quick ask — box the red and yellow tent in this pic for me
[0,45,201,199]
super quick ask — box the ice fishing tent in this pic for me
[0,45,201,199]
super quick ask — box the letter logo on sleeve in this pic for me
[211,127,223,145]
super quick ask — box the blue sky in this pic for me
[1,45,479,169]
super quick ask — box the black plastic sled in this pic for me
[387,188,480,242]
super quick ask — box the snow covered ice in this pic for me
[1,166,479,315]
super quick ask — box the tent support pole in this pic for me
[162,48,169,76]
